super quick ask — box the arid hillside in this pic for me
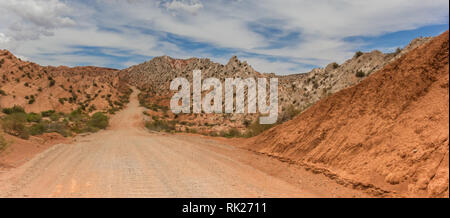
[0,50,130,114]
[278,36,433,116]
[119,36,432,135]
[120,55,266,135]
[247,31,449,197]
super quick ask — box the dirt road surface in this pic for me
[0,88,367,198]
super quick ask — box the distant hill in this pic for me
[119,36,433,134]
[0,50,130,114]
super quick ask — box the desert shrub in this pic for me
[279,105,301,123]
[187,128,198,134]
[27,112,42,123]
[332,62,339,69]
[220,128,241,138]
[41,110,56,117]
[49,113,59,121]
[145,120,175,132]
[113,101,123,107]
[2,105,25,114]
[88,112,109,130]
[354,51,363,58]
[46,122,72,137]
[68,109,85,122]
[88,105,96,112]
[49,79,56,87]
[0,89,6,96]
[243,117,276,138]
[1,113,29,139]
[0,134,7,151]
[29,122,48,136]
[107,107,119,115]
[355,70,366,78]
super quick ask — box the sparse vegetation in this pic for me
[41,110,56,117]
[279,105,302,123]
[0,106,110,139]
[26,112,42,123]
[243,117,276,138]
[332,62,339,69]
[0,134,7,151]
[1,112,30,139]
[0,89,6,96]
[355,70,366,78]
[354,51,364,58]
[145,119,176,132]
[220,128,241,138]
[2,105,25,114]
[87,112,109,131]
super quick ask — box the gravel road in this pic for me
[0,89,366,198]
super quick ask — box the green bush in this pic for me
[1,113,29,139]
[88,112,109,130]
[355,70,366,78]
[220,128,241,138]
[279,105,301,123]
[29,122,48,136]
[243,117,276,138]
[27,112,42,123]
[0,134,7,151]
[2,105,25,114]
[68,109,84,121]
[354,51,363,58]
[41,110,56,117]
[49,113,59,121]
[46,122,72,137]
[332,62,340,69]
[49,79,56,87]
[145,119,175,132]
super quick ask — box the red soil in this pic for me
[247,31,449,197]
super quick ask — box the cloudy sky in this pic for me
[0,0,448,75]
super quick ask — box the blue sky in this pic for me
[0,0,449,75]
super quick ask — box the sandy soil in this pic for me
[0,88,367,198]
[247,31,449,198]
[0,133,71,169]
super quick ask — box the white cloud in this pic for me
[164,0,203,15]
[0,33,11,44]
[0,0,75,40]
[0,0,448,73]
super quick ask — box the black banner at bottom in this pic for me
[0,198,448,217]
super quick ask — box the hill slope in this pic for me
[247,31,449,197]
[119,37,431,134]
[0,50,130,114]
